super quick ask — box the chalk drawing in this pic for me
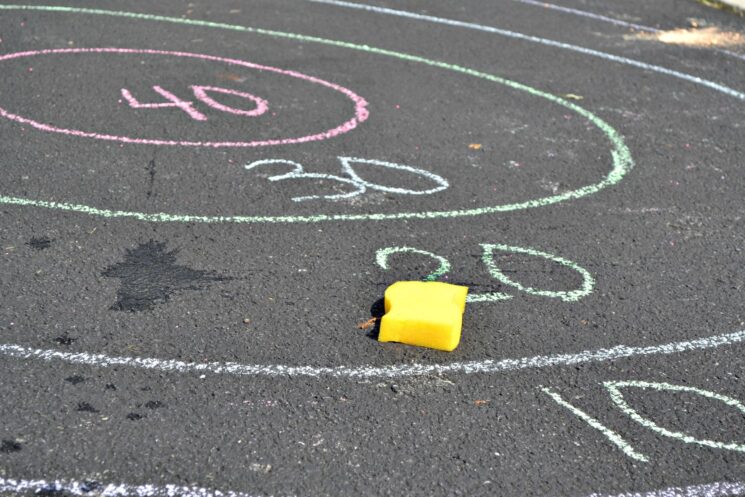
[304,0,745,101]
[121,85,269,121]
[1,3,740,99]
[191,85,269,117]
[375,246,451,282]
[337,157,449,196]
[582,480,745,497]
[3,329,745,379]
[0,6,634,224]
[3,476,745,497]
[374,243,592,302]
[510,0,654,32]
[244,157,448,202]
[0,48,369,147]
[245,159,365,202]
[509,0,745,63]
[541,387,649,462]
[121,86,207,121]
[464,292,513,303]
[0,5,741,494]
[605,380,745,453]
[376,243,592,302]
[544,380,745,464]
[481,244,594,302]
[0,477,263,497]
[2,4,744,223]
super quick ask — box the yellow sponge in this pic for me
[379,281,469,352]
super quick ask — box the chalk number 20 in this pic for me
[376,243,595,303]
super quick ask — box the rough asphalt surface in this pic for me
[1,1,745,496]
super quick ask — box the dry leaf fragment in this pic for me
[468,143,482,150]
[357,317,379,330]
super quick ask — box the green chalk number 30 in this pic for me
[375,244,595,303]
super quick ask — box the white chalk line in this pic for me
[305,0,745,101]
[511,0,655,33]
[2,329,745,379]
[581,480,745,497]
[541,387,649,462]
[0,477,281,497]
[1,476,744,497]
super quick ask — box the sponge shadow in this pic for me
[366,297,385,340]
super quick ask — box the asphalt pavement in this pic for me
[1,1,745,496]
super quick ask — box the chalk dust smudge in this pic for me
[627,27,745,47]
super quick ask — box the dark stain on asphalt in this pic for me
[104,383,116,391]
[65,375,85,385]
[36,485,67,497]
[144,400,165,409]
[146,158,156,198]
[102,240,230,312]
[34,482,101,496]
[27,236,53,250]
[80,482,102,493]
[76,402,99,413]
[0,439,22,453]
[54,333,76,345]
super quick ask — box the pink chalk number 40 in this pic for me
[120,85,269,121]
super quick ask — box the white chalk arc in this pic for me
[307,0,745,101]
[0,477,263,497]
[583,480,745,497]
[2,329,745,379]
[2,476,745,497]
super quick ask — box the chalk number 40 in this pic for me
[121,84,268,121]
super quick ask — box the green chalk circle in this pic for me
[0,5,634,224]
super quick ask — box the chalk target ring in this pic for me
[0,4,742,380]
[1,4,744,497]
[0,5,633,224]
[0,47,369,148]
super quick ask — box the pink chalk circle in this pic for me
[191,85,269,117]
[0,48,370,148]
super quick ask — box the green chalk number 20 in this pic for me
[375,244,595,303]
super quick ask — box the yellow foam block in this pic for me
[379,281,469,352]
